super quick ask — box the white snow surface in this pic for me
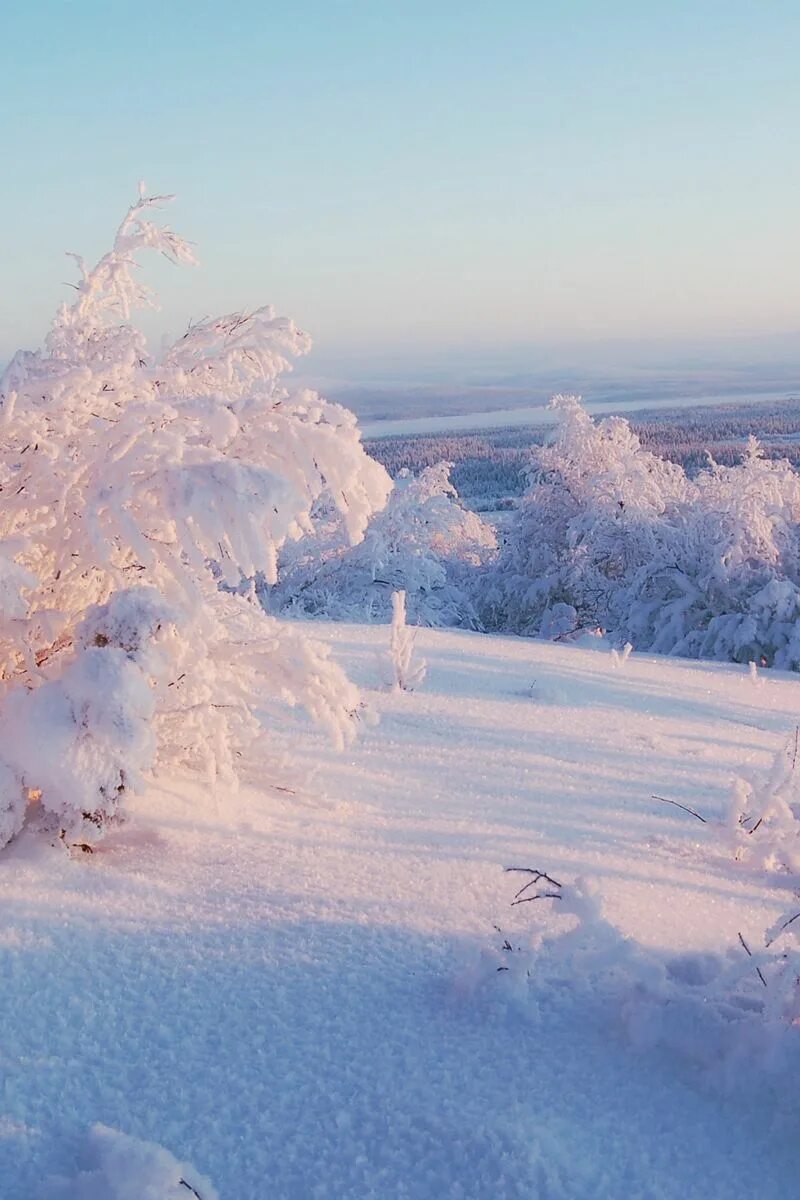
[2,623,800,1198]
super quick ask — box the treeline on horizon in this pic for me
[366,398,800,511]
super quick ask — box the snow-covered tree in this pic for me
[274,461,496,627]
[0,186,390,848]
[481,395,688,638]
[484,396,800,670]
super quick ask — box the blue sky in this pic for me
[1,1,798,379]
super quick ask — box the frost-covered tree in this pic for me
[484,396,800,670]
[273,461,496,627]
[0,186,390,848]
[481,395,688,638]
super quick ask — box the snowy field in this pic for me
[3,623,799,1198]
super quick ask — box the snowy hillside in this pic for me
[3,624,799,1198]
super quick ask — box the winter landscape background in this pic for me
[0,188,798,1200]
[3,2,800,1198]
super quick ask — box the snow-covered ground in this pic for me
[3,624,800,1198]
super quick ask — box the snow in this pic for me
[47,1124,218,1200]
[2,624,800,1197]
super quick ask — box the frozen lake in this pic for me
[362,389,797,439]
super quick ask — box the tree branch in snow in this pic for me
[765,910,800,948]
[737,932,768,988]
[179,1180,205,1199]
[504,866,563,899]
[651,794,708,823]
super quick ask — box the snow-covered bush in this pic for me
[481,394,688,638]
[626,439,800,666]
[274,461,496,627]
[385,589,426,692]
[0,186,389,848]
[727,729,800,875]
[762,906,800,1028]
[47,1123,218,1200]
[484,396,800,670]
[483,872,800,1074]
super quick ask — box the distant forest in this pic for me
[367,398,800,511]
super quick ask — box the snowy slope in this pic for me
[2,625,799,1198]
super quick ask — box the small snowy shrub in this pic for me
[727,729,800,875]
[0,187,390,848]
[487,871,800,1072]
[385,590,426,692]
[46,1123,218,1200]
[762,906,800,1028]
[275,461,496,627]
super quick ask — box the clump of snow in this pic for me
[47,1124,218,1200]
[78,587,175,661]
[610,641,633,668]
[0,589,175,849]
[486,872,800,1077]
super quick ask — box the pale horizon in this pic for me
[2,0,799,388]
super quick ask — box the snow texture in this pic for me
[1,624,799,1198]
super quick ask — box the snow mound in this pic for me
[47,1124,218,1200]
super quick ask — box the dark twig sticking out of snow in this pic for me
[179,1181,205,1199]
[737,932,768,988]
[494,869,564,971]
[504,866,563,904]
[650,794,708,823]
[765,910,800,948]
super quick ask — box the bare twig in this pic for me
[511,892,563,906]
[651,794,707,824]
[737,931,768,987]
[766,911,800,948]
[179,1181,204,1199]
[504,866,563,899]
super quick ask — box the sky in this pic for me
[1,1,798,386]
